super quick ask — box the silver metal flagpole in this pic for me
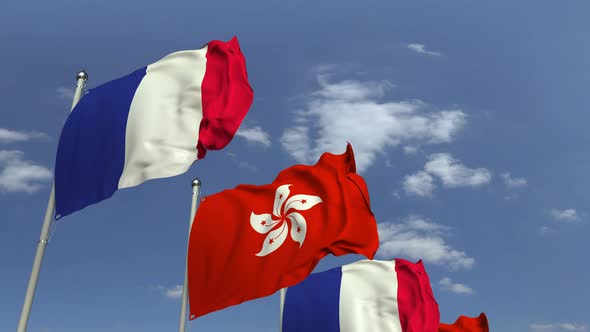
[179,178,202,332]
[17,71,88,332]
[279,288,286,332]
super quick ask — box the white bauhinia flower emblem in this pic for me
[250,184,323,257]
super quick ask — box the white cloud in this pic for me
[0,128,49,144]
[312,76,393,101]
[281,123,311,164]
[551,209,581,222]
[403,171,435,196]
[235,126,272,147]
[155,285,183,299]
[377,215,474,270]
[281,75,466,172]
[403,153,491,196]
[403,146,418,154]
[224,152,257,172]
[501,172,527,189]
[541,209,583,234]
[424,153,492,188]
[539,226,553,235]
[0,150,52,193]
[530,323,587,332]
[407,43,442,56]
[57,86,75,100]
[439,277,475,295]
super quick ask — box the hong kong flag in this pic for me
[187,143,379,319]
[439,313,489,332]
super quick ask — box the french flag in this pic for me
[281,259,440,332]
[54,37,253,219]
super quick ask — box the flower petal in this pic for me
[273,184,292,217]
[250,212,277,234]
[284,194,322,213]
[288,212,307,247]
[255,222,288,257]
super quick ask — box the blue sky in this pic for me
[1,1,589,331]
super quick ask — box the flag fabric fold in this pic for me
[439,313,489,332]
[187,144,380,319]
[54,36,253,219]
[281,259,440,332]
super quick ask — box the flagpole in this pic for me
[17,71,88,332]
[179,177,202,332]
[279,288,286,332]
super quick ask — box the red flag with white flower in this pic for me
[187,143,379,319]
[439,313,489,332]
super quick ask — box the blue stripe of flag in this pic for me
[283,267,342,332]
[54,67,147,219]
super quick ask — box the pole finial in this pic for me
[192,178,202,188]
[76,70,88,82]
